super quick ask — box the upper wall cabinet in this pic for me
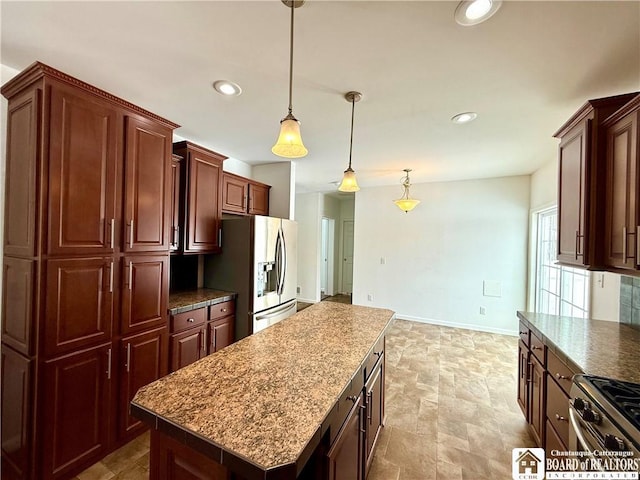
[553,93,637,269]
[173,141,226,254]
[221,172,270,216]
[603,95,640,271]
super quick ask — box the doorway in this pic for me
[341,220,354,295]
[320,217,335,299]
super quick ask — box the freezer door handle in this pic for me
[279,228,287,295]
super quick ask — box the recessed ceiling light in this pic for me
[213,80,242,96]
[455,0,502,26]
[451,112,478,124]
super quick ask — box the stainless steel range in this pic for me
[569,374,640,461]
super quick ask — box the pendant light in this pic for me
[394,169,421,213]
[338,91,362,192]
[272,0,308,158]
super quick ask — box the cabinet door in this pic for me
[2,257,35,356]
[184,151,223,253]
[1,347,33,480]
[48,82,119,256]
[170,155,182,252]
[170,327,205,372]
[44,258,114,357]
[248,182,270,216]
[364,360,384,475]
[4,89,39,258]
[42,343,112,480]
[121,255,168,335]
[327,395,363,480]
[222,173,248,214]
[124,116,172,253]
[557,120,590,266]
[605,113,638,269]
[119,327,168,440]
[528,354,545,447]
[208,316,234,354]
[517,341,528,419]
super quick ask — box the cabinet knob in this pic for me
[532,346,542,350]
[519,331,527,335]
[555,413,568,422]
[187,318,195,323]
[221,308,227,313]
[555,373,570,381]
[346,395,358,403]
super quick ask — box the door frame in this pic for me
[320,217,335,298]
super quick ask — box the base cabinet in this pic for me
[364,363,383,474]
[327,395,363,480]
[170,327,206,372]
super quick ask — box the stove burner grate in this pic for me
[591,376,640,432]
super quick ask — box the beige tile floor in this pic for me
[75,319,534,479]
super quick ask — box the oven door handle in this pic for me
[569,407,600,455]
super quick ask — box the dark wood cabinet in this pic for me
[170,327,206,372]
[170,154,182,252]
[44,257,114,357]
[517,340,528,417]
[42,343,113,480]
[121,255,168,335]
[1,347,33,480]
[208,317,234,353]
[554,93,638,268]
[364,360,383,475]
[221,172,271,216]
[119,327,168,440]
[545,348,578,458]
[528,353,545,447]
[1,62,178,479]
[47,81,119,257]
[173,141,226,254]
[604,95,640,271]
[123,116,172,253]
[327,394,363,480]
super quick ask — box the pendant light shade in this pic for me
[272,0,308,158]
[338,91,362,193]
[394,169,421,213]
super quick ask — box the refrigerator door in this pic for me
[252,299,297,334]
[279,219,298,304]
[252,216,282,313]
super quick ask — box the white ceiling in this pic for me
[2,1,639,193]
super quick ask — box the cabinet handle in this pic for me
[109,261,114,293]
[623,226,628,261]
[367,391,373,424]
[128,261,133,290]
[129,220,134,248]
[555,413,568,422]
[527,362,533,383]
[218,228,222,248]
[555,373,570,381]
[125,343,131,373]
[109,218,115,249]
[359,404,367,435]
[575,230,579,260]
[106,348,112,379]
[531,345,542,350]
[519,331,527,335]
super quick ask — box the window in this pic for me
[532,207,590,318]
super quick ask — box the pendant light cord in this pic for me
[288,2,295,115]
[348,97,355,169]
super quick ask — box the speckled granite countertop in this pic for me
[168,288,236,315]
[517,311,640,383]
[132,302,395,479]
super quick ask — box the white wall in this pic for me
[253,162,295,220]
[222,157,252,178]
[529,158,620,321]
[295,192,321,303]
[353,176,530,335]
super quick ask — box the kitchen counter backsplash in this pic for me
[619,275,640,327]
[168,288,236,315]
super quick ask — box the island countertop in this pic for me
[132,302,395,479]
[517,311,640,383]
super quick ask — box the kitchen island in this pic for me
[132,302,395,480]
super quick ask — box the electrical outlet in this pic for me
[480,306,486,315]
[380,257,386,265]
[367,294,373,301]
[296,286,300,294]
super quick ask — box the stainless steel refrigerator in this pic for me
[204,216,297,340]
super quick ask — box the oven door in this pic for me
[568,406,605,471]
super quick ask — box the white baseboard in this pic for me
[395,314,518,337]
[296,297,317,304]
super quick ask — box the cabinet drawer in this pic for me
[545,419,567,460]
[547,350,576,396]
[208,301,235,321]
[170,308,206,333]
[363,336,384,383]
[530,331,546,366]
[329,380,362,445]
[546,373,570,446]
[518,322,530,347]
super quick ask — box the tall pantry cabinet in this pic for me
[0,62,178,480]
